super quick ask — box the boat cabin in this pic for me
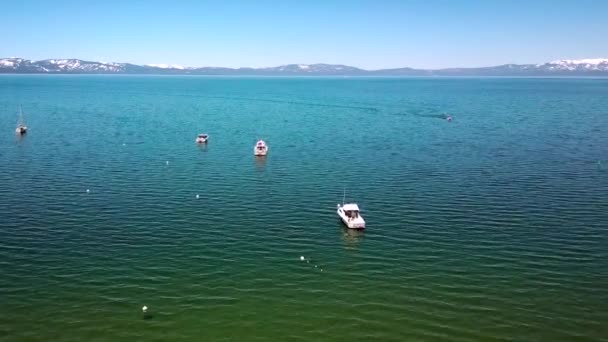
[342,203,361,219]
[256,140,267,151]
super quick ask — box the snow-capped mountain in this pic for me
[0,58,128,73]
[260,63,365,74]
[541,59,608,71]
[145,63,186,70]
[0,57,25,67]
[1,57,607,75]
[0,58,188,74]
[37,59,125,72]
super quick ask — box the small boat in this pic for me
[254,140,268,156]
[15,106,27,135]
[195,133,209,143]
[337,203,366,229]
[445,113,453,122]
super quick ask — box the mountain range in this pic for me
[1,57,607,76]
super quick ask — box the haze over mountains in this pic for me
[1,57,607,76]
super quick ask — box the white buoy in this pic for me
[196,194,200,199]
[142,306,148,313]
[166,161,169,165]
[300,256,305,261]
[86,189,90,193]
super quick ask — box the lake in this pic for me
[0,75,606,341]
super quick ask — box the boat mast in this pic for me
[18,105,24,126]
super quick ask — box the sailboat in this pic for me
[15,106,27,135]
[337,189,366,229]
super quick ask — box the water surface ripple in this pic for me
[0,76,607,341]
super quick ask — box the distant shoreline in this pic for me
[2,58,607,77]
[1,73,607,79]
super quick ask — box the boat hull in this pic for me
[254,147,268,156]
[15,127,27,134]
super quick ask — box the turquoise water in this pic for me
[0,76,607,341]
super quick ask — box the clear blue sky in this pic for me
[1,0,607,69]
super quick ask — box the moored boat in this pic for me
[195,133,209,143]
[254,140,268,156]
[337,203,366,229]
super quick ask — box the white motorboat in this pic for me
[337,203,366,229]
[15,106,27,135]
[254,140,268,156]
[195,133,209,143]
